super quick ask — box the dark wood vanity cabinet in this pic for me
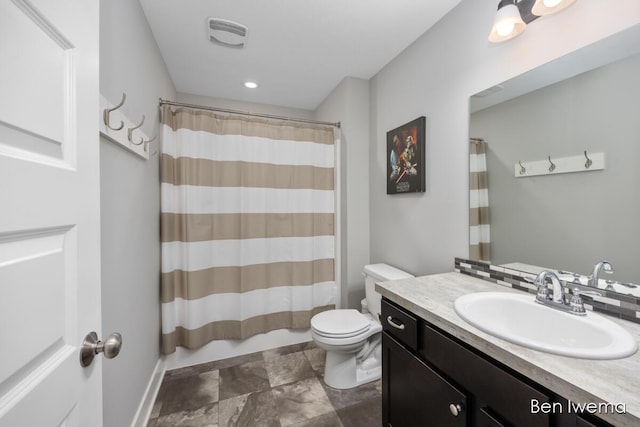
[381,298,614,427]
[382,332,467,427]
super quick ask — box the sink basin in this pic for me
[454,292,638,359]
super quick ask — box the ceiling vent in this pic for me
[208,18,248,49]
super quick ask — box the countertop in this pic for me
[376,272,640,427]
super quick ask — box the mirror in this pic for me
[469,25,640,297]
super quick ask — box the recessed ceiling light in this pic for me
[244,81,258,89]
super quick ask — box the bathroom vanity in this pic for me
[377,273,640,427]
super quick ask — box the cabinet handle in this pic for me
[449,403,463,417]
[386,316,405,330]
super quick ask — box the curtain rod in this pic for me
[159,98,341,129]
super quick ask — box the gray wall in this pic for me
[315,77,371,309]
[368,0,640,277]
[470,53,640,283]
[99,1,175,426]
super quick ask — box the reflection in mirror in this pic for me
[468,25,640,298]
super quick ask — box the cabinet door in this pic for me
[575,414,614,427]
[421,322,550,427]
[382,332,467,427]
[477,408,507,427]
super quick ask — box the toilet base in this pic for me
[322,344,382,389]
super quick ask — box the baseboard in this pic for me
[130,357,167,427]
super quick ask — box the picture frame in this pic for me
[386,116,426,194]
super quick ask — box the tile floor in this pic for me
[147,341,382,427]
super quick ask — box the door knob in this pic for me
[80,331,122,367]
[449,403,463,417]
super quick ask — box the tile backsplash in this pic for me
[455,257,640,325]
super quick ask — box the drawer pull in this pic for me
[449,403,463,417]
[386,316,405,330]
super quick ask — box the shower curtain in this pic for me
[469,138,491,262]
[160,105,337,354]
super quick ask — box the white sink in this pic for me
[454,292,638,359]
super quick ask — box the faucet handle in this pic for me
[535,277,550,301]
[573,289,602,298]
[536,285,549,302]
[569,288,602,315]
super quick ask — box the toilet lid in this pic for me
[311,309,371,337]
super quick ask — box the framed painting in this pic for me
[386,116,426,194]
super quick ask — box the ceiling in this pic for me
[139,0,462,110]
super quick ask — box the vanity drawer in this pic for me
[420,322,550,427]
[381,298,419,351]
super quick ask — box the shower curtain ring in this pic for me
[547,155,556,172]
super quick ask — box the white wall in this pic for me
[315,77,371,309]
[99,0,175,426]
[175,92,315,119]
[369,0,640,277]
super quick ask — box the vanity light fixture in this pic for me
[531,0,576,16]
[489,0,577,43]
[488,0,527,43]
[244,81,258,89]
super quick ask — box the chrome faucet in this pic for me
[535,270,566,305]
[589,261,614,288]
[535,270,600,316]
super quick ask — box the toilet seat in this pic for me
[311,309,371,337]
[311,310,382,346]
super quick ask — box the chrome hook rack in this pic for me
[514,151,605,178]
[99,94,156,160]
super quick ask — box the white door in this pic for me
[0,0,102,426]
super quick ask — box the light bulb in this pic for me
[532,0,576,16]
[497,21,515,37]
[244,81,258,89]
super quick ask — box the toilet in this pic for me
[310,263,413,389]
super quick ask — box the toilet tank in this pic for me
[363,263,413,318]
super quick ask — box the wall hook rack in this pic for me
[99,94,154,159]
[514,151,605,178]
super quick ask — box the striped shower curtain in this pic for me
[160,105,337,354]
[469,138,491,262]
